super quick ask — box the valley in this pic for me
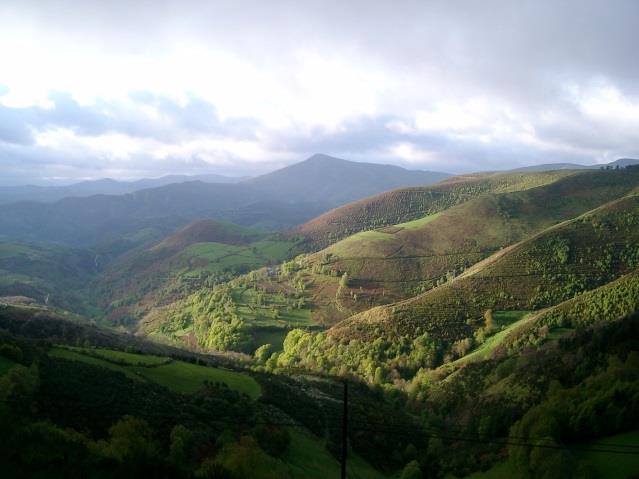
[2,159,639,478]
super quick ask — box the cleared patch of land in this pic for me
[49,347,261,399]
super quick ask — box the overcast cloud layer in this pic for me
[0,0,638,184]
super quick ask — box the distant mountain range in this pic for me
[0,173,247,204]
[512,157,639,172]
[0,154,450,246]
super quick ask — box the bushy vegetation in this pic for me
[315,168,639,303]
[293,169,584,249]
[93,221,303,327]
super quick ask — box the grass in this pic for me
[49,347,261,399]
[50,347,142,380]
[284,429,392,479]
[466,430,639,479]
[394,212,442,230]
[68,347,168,365]
[330,213,442,254]
[135,360,260,399]
[574,430,639,478]
[450,311,531,366]
[0,355,16,375]
[232,287,313,329]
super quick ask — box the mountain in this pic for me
[512,157,639,172]
[244,153,450,204]
[608,157,639,168]
[328,192,639,345]
[314,168,639,300]
[289,169,578,250]
[140,168,639,353]
[512,162,590,171]
[0,173,247,204]
[3,164,639,479]
[0,154,450,247]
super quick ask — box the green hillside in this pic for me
[94,220,303,327]
[49,346,261,399]
[330,193,639,346]
[317,168,639,299]
[291,169,580,250]
[269,194,639,384]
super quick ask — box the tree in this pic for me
[254,344,273,365]
[106,416,158,464]
[484,309,495,333]
[400,460,422,479]
[0,344,23,362]
[169,424,194,469]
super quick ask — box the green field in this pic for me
[68,347,169,365]
[574,430,639,479]
[328,213,444,253]
[394,212,442,230]
[137,360,260,398]
[284,429,393,479]
[0,355,16,375]
[232,286,313,329]
[49,347,261,399]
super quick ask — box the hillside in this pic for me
[511,157,639,172]
[328,193,639,351]
[0,173,246,204]
[289,169,579,250]
[0,154,448,246]
[135,169,639,358]
[0,241,98,313]
[93,220,304,326]
[314,168,639,298]
[0,303,416,478]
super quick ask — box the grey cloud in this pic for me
[0,92,255,145]
[1,1,638,182]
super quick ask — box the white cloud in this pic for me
[0,0,638,182]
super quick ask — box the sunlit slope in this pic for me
[447,268,639,368]
[315,168,639,297]
[328,193,639,348]
[290,169,579,250]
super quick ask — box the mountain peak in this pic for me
[303,153,345,164]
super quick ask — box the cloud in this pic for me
[0,0,638,183]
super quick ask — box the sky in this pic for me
[0,0,638,185]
